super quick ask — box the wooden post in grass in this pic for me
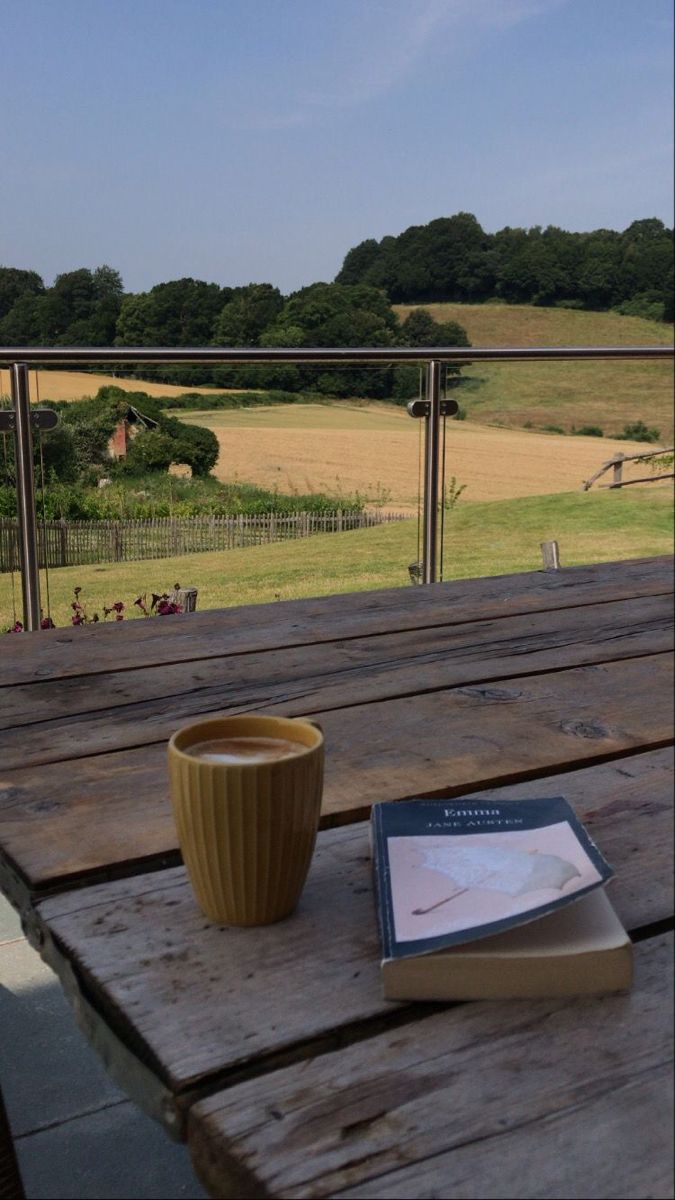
[541,541,561,570]
[170,586,198,613]
[612,453,625,488]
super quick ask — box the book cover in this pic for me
[371,796,614,963]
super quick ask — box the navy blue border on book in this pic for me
[371,796,614,961]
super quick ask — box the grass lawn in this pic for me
[2,487,671,629]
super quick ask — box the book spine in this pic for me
[371,804,394,961]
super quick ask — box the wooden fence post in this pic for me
[612,453,625,488]
[59,517,68,568]
[170,586,198,613]
[540,540,561,570]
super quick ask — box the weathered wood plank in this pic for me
[337,1071,673,1199]
[1,657,672,901]
[186,935,673,1200]
[315,654,674,823]
[1,595,671,765]
[31,753,673,1130]
[0,557,671,688]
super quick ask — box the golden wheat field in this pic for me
[0,369,233,403]
[180,404,660,510]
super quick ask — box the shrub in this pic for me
[574,425,604,437]
[616,421,661,444]
[542,424,565,434]
[612,295,667,322]
[171,423,219,476]
[123,430,176,474]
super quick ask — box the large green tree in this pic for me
[116,278,228,346]
[0,267,44,322]
[213,283,283,345]
[258,281,400,396]
[0,265,123,345]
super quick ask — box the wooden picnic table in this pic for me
[1,555,673,1200]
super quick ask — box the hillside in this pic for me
[2,303,671,442]
[393,303,674,441]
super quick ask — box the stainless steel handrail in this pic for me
[1,343,673,629]
[0,345,672,365]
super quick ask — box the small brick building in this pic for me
[107,405,158,460]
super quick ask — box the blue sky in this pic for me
[1,0,673,295]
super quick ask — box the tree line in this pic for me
[0,211,671,399]
[0,269,468,398]
[336,213,673,319]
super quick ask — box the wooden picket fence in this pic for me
[0,510,408,572]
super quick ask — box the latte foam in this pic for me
[186,735,304,765]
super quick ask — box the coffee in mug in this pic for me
[186,736,305,765]
[168,715,324,926]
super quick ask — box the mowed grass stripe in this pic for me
[2,489,671,629]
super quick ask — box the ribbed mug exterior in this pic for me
[168,715,324,926]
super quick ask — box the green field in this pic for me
[3,488,671,629]
[395,303,674,440]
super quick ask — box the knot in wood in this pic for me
[560,719,609,740]
[458,686,522,702]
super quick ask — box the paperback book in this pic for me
[371,796,633,1000]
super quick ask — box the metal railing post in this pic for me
[422,360,442,584]
[10,363,41,631]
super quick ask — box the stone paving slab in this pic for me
[0,895,205,1199]
[16,1100,207,1200]
[0,892,23,943]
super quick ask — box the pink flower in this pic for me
[157,600,182,615]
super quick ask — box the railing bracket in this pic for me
[0,409,59,433]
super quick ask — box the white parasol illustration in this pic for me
[412,843,581,915]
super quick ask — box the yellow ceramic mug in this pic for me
[168,714,324,926]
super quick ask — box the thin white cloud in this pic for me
[300,0,569,111]
[220,0,569,131]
